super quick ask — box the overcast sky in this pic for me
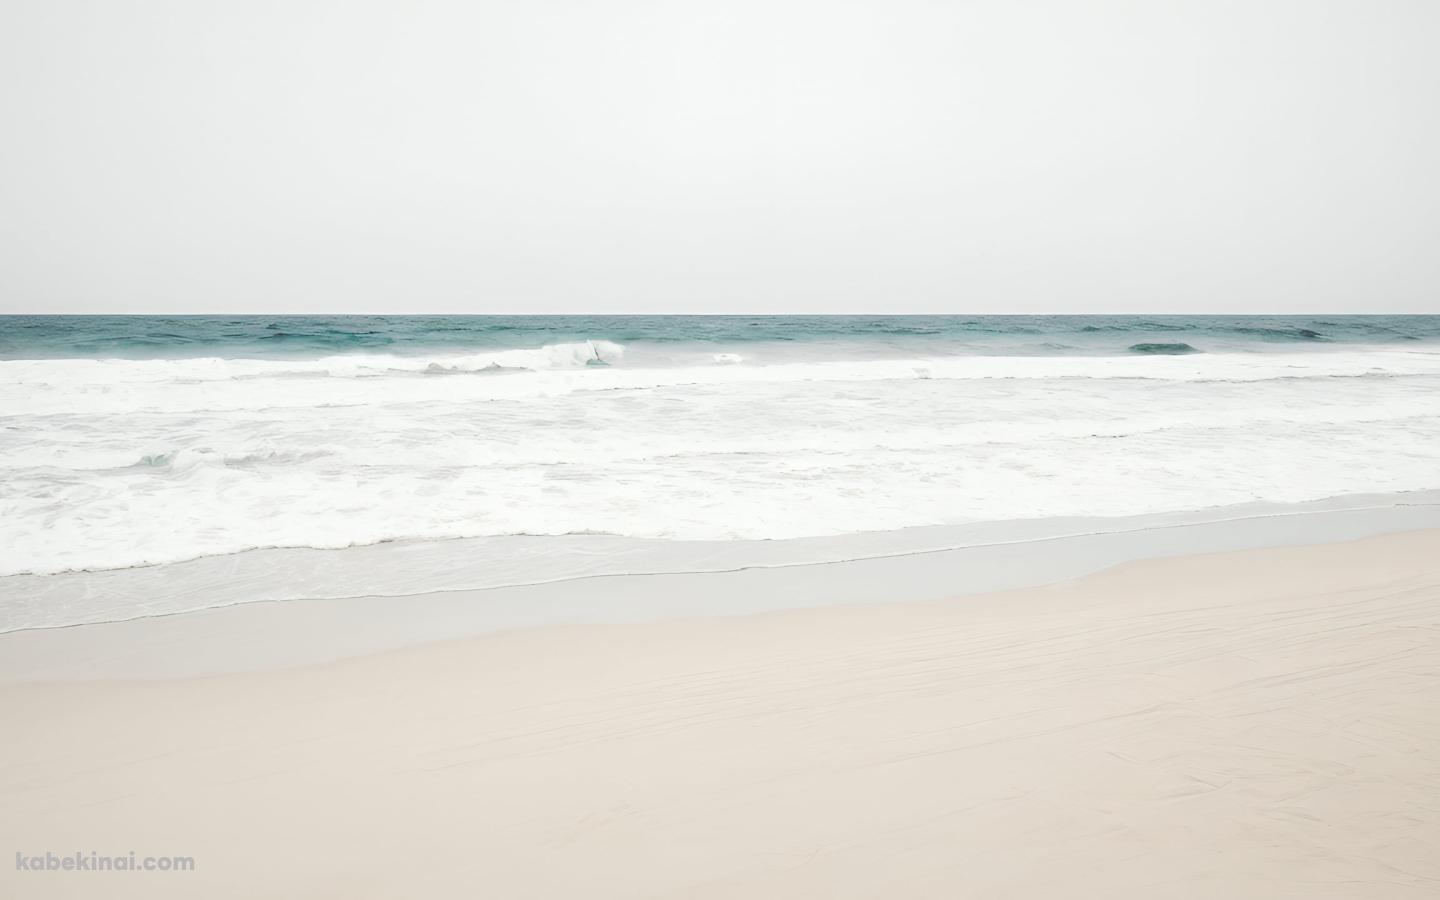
[1,0,1437,314]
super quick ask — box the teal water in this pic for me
[2,314,1437,360]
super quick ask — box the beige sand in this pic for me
[3,530,1439,898]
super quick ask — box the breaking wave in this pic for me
[2,323,1439,581]
[1128,342,1201,354]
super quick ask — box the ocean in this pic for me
[3,314,1439,578]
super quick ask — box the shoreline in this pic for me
[2,528,1437,898]
[4,488,1440,637]
[3,492,1440,681]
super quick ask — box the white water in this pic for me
[3,341,1439,576]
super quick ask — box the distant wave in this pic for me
[352,340,626,373]
[1082,322,1188,334]
[1233,326,1326,342]
[1128,342,1201,355]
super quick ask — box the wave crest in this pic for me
[1128,342,1201,355]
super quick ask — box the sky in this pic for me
[1,0,1437,314]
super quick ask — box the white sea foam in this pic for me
[2,342,1439,576]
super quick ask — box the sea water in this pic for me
[2,315,1438,577]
